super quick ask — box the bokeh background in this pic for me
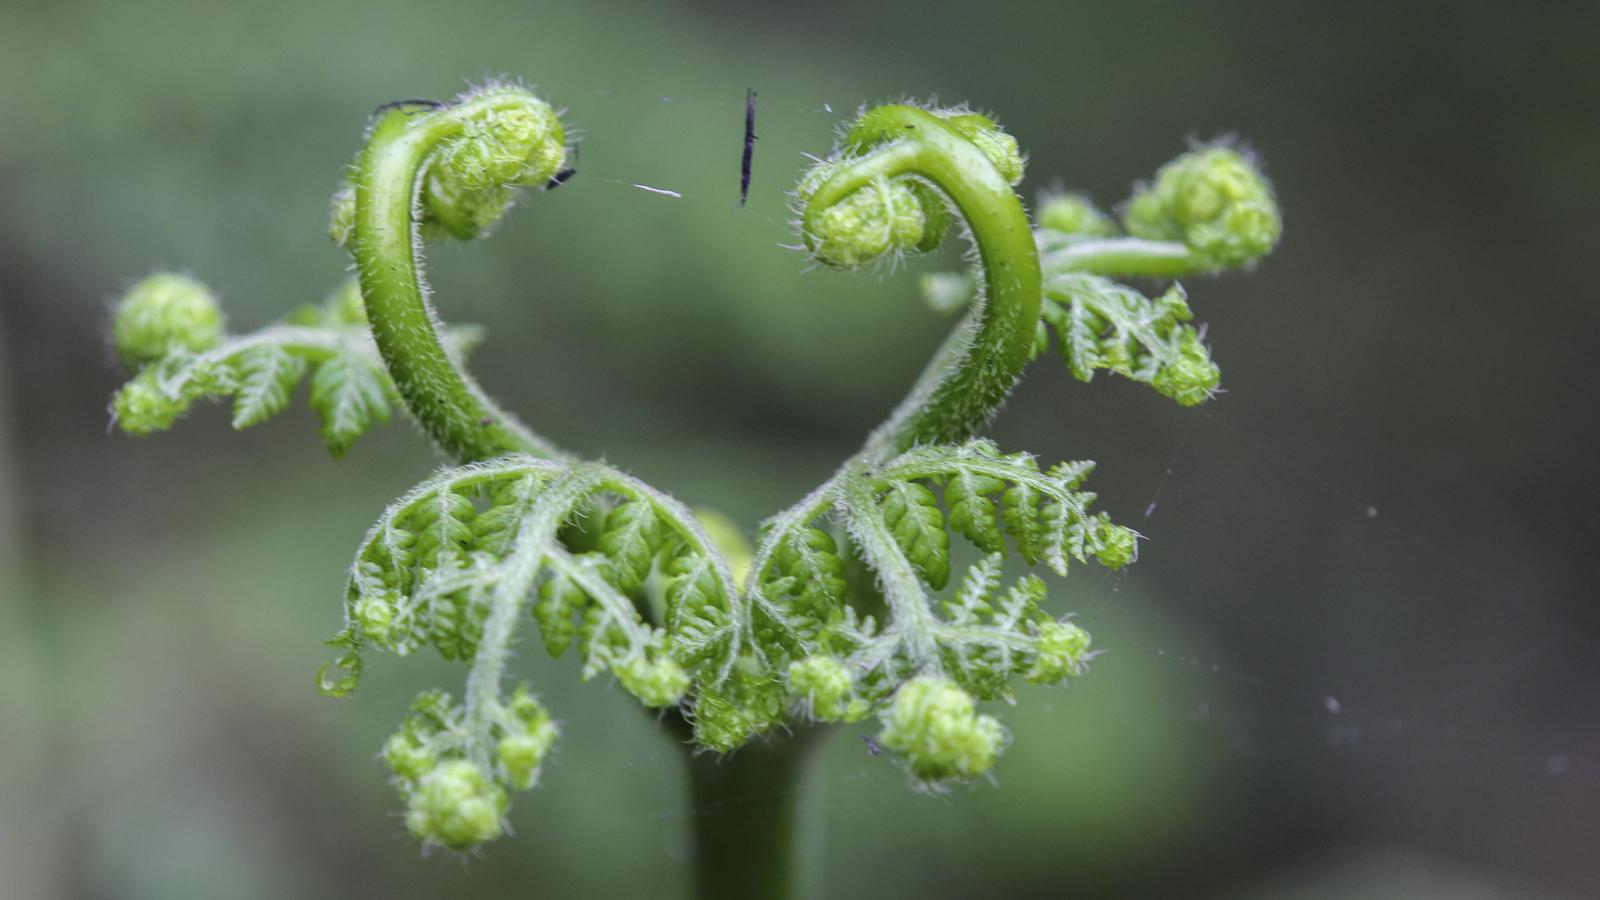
[2,1,1597,897]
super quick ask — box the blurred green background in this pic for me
[2,0,1596,897]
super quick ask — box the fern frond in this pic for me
[320,453,743,846]
[878,481,951,590]
[110,279,480,456]
[726,438,1133,784]
[1041,274,1220,406]
[230,346,306,429]
[919,267,1221,407]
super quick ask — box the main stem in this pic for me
[683,729,825,900]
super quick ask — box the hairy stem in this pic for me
[463,466,600,765]
[353,100,562,463]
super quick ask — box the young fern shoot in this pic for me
[106,81,1280,870]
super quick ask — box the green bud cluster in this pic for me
[801,171,929,269]
[422,88,566,241]
[1123,145,1281,269]
[498,685,558,790]
[353,592,398,644]
[111,372,186,435]
[613,652,691,708]
[786,655,869,722]
[1037,192,1119,237]
[327,86,567,250]
[1026,620,1093,684]
[796,105,1024,270]
[690,667,788,753]
[877,676,1006,783]
[405,760,508,849]
[382,686,556,850]
[111,273,224,367]
[938,112,1025,185]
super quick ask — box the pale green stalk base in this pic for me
[682,726,827,900]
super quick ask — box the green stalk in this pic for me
[353,99,562,463]
[800,106,1041,459]
[684,729,826,900]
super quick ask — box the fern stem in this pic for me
[684,728,826,900]
[463,466,601,764]
[839,466,940,668]
[353,100,562,463]
[801,106,1040,457]
[1038,234,1197,276]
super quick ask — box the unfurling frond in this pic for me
[109,277,480,456]
[736,438,1130,786]
[321,454,737,848]
[106,82,1281,856]
[1042,274,1220,406]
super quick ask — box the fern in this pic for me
[105,82,1279,887]
[110,279,481,456]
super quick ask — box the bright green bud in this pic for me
[383,732,436,782]
[1094,521,1138,570]
[404,760,507,849]
[1027,621,1093,684]
[942,113,1024,185]
[691,668,786,753]
[499,684,558,788]
[1149,327,1220,407]
[442,99,565,191]
[690,689,754,754]
[1037,193,1118,237]
[878,676,1006,783]
[353,594,395,643]
[111,370,183,435]
[498,717,556,791]
[423,89,565,241]
[804,174,928,269]
[614,655,690,708]
[1124,146,1281,269]
[787,655,854,721]
[112,273,224,367]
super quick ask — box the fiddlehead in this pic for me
[108,82,575,460]
[794,104,1039,456]
[921,142,1282,406]
[339,83,570,463]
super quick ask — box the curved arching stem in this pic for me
[353,98,564,464]
[801,106,1041,460]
